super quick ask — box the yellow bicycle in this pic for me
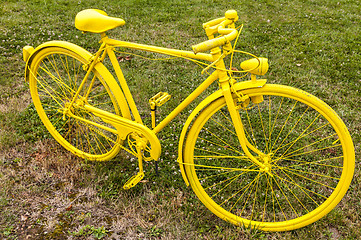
[22,9,354,231]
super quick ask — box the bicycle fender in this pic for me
[24,41,92,82]
[23,40,131,120]
[178,79,267,186]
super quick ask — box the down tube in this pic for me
[152,72,218,134]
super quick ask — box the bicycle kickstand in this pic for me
[123,140,145,190]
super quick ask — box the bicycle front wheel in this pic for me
[183,84,354,231]
[28,46,122,161]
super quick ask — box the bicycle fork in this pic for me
[219,78,271,172]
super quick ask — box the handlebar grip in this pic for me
[192,37,228,53]
[203,17,225,28]
[192,28,238,53]
[192,10,239,54]
[203,10,238,28]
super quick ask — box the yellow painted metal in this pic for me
[153,72,219,134]
[123,139,146,189]
[84,104,161,161]
[177,79,267,186]
[66,109,118,135]
[192,27,237,53]
[102,37,214,62]
[67,42,107,109]
[22,46,34,62]
[149,92,171,129]
[27,46,125,161]
[75,9,125,33]
[219,80,267,168]
[240,57,269,75]
[124,172,145,189]
[192,10,239,54]
[149,92,171,108]
[123,171,144,189]
[23,40,132,120]
[151,110,156,130]
[107,47,143,124]
[182,84,354,231]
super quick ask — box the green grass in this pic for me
[1,0,360,239]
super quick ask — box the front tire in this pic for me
[183,84,354,231]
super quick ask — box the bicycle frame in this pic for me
[99,33,217,131]
[70,32,268,170]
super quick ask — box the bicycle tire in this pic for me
[183,84,354,231]
[28,46,123,161]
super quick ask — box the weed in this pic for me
[148,225,163,238]
[70,225,109,239]
[92,226,109,239]
[2,226,13,237]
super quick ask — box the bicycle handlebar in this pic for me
[192,28,238,53]
[192,10,239,54]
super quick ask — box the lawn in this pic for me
[0,0,360,239]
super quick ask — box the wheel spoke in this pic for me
[272,106,310,156]
[210,116,237,136]
[270,101,297,152]
[274,114,321,156]
[29,50,121,160]
[257,103,270,153]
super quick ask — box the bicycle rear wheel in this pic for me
[28,46,122,161]
[183,84,354,231]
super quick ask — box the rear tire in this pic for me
[28,46,122,161]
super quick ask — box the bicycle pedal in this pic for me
[149,92,171,108]
[123,172,144,190]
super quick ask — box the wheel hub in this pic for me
[260,154,272,176]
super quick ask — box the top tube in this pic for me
[101,36,215,62]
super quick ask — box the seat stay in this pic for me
[68,42,107,108]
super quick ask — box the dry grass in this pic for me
[0,87,31,114]
[0,136,273,239]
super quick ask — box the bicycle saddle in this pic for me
[75,9,125,33]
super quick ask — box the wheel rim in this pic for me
[184,85,354,231]
[29,48,121,161]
